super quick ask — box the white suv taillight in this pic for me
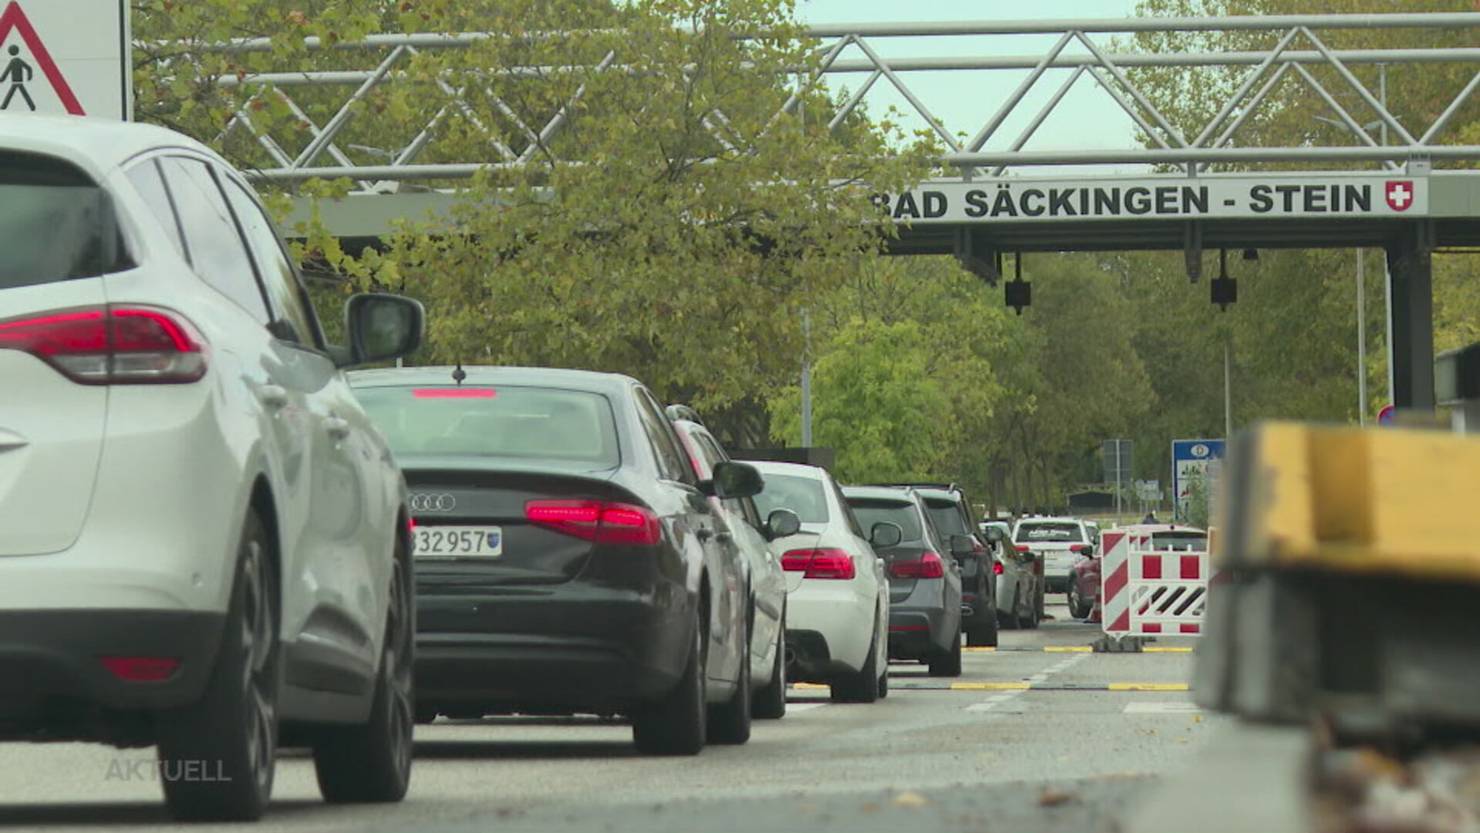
[0,305,207,384]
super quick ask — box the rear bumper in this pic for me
[887,606,950,659]
[0,610,225,731]
[414,583,690,713]
[786,583,875,676]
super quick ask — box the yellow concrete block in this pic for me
[1225,422,1320,567]
[1232,421,1480,580]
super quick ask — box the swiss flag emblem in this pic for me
[1385,180,1414,212]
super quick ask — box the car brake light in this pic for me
[413,387,495,398]
[0,305,206,384]
[100,656,180,682]
[993,560,1004,575]
[1014,544,1030,553]
[781,548,855,579]
[1069,544,1089,554]
[890,551,945,579]
[524,499,662,546]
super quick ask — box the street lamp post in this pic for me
[1315,112,1382,425]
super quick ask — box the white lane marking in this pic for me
[1123,702,1203,715]
[967,652,1090,712]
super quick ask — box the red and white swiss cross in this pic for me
[1385,180,1414,212]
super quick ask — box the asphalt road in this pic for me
[0,600,1222,833]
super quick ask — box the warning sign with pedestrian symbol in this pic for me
[0,0,129,120]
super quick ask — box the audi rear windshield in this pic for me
[1015,522,1085,543]
[0,152,129,290]
[355,385,620,467]
[753,474,830,525]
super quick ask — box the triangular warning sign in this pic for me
[0,1,85,115]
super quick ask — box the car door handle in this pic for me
[258,384,289,411]
[696,528,713,542]
[325,416,352,441]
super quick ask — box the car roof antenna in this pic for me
[451,363,466,386]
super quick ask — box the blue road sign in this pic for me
[1172,439,1226,521]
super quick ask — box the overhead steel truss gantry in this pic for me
[195,12,1480,410]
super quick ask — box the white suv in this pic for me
[0,117,424,821]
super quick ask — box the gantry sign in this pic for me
[875,175,1424,222]
[188,12,1480,410]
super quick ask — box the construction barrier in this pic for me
[1102,529,1212,637]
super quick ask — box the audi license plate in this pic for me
[413,526,503,558]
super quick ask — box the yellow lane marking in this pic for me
[1107,682,1191,691]
[1043,646,1093,653]
[948,682,1032,691]
[792,683,829,690]
[964,647,996,652]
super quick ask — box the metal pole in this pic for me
[801,308,813,447]
[1114,441,1122,522]
[1379,63,1396,407]
[1357,249,1368,424]
[1224,339,1233,439]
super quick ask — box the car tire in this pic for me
[632,613,706,756]
[927,627,963,677]
[752,611,786,720]
[966,582,1000,647]
[831,623,882,704]
[1000,586,1021,630]
[1019,598,1040,630]
[158,509,279,822]
[708,619,752,745]
[314,550,415,804]
[1067,581,1092,620]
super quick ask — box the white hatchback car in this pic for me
[0,117,424,821]
[750,461,892,703]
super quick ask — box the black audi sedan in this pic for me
[350,366,769,755]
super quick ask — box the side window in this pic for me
[124,160,188,262]
[633,390,692,484]
[220,179,322,348]
[156,157,270,324]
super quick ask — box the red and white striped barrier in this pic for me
[1101,531,1210,637]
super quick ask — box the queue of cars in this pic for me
[0,116,1199,824]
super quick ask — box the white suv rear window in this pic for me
[1015,522,1084,543]
[0,152,128,290]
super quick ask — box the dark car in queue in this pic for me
[670,417,793,720]
[349,366,763,755]
[908,485,998,647]
[841,486,963,677]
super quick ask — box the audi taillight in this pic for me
[0,305,206,384]
[1069,544,1089,554]
[1014,544,1030,553]
[100,656,180,682]
[781,548,855,580]
[524,499,662,546]
[993,560,1004,575]
[890,551,945,579]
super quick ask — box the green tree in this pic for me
[768,319,956,482]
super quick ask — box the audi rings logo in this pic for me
[409,493,456,513]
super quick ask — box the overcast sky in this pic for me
[794,0,1148,170]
